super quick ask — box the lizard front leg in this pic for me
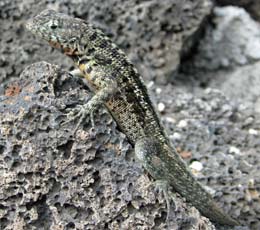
[64,75,117,131]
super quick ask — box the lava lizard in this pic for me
[26,9,238,226]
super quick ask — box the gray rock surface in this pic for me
[1,61,259,229]
[207,61,260,115]
[190,6,260,70]
[155,85,260,230]
[0,62,218,230]
[0,0,212,85]
[216,0,260,21]
[178,6,260,122]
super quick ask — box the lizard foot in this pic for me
[154,180,177,221]
[62,103,95,133]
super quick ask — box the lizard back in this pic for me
[83,45,169,145]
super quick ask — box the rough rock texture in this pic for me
[187,6,260,70]
[0,62,218,230]
[154,85,260,230]
[206,62,260,115]
[216,0,260,21]
[1,60,260,229]
[0,0,212,85]
[178,5,260,121]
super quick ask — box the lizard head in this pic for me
[26,9,89,56]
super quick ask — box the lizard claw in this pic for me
[61,104,95,133]
[154,180,176,221]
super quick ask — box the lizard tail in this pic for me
[135,137,239,226]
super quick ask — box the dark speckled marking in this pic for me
[94,54,112,66]
[86,47,96,54]
[111,48,121,59]
[89,32,97,41]
[78,57,91,65]
[121,59,129,67]
[101,40,109,48]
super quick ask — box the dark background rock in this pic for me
[178,6,260,122]
[0,0,212,85]
[184,6,260,70]
[215,0,260,21]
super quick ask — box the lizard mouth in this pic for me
[63,47,79,56]
[49,41,61,49]
[49,41,78,56]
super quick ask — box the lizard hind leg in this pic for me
[135,137,177,221]
[154,180,177,221]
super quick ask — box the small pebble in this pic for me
[156,88,162,94]
[147,81,154,88]
[157,102,165,112]
[170,132,181,141]
[244,117,254,126]
[177,120,188,128]
[165,117,176,124]
[229,146,241,155]
[204,186,216,195]
[248,129,258,135]
[189,161,203,172]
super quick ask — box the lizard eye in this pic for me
[50,24,58,29]
[47,20,59,30]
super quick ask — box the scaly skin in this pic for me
[26,9,238,226]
